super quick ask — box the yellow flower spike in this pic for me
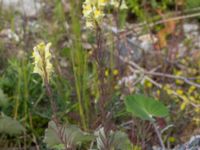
[83,3,93,17]
[94,8,104,20]
[110,0,119,8]
[86,21,94,28]
[120,0,128,9]
[82,0,106,29]
[98,0,109,6]
[110,0,128,9]
[32,42,53,83]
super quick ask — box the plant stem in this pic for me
[44,80,70,150]
[152,122,166,150]
[69,0,89,130]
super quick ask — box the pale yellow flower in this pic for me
[98,0,109,6]
[82,3,93,17]
[82,0,105,29]
[86,21,94,28]
[110,0,119,7]
[94,8,104,20]
[32,42,53,82]
[120,0,128,9]
[110,0,128,9]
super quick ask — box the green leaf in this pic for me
[95,128,132,150]
[151,0,158,8]
[44,121,94,149]
[0,114,25,135]
[125,94,169,121]
[52,144,65,150]
[112,131,132,150]
[0,89,8,108]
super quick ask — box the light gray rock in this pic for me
[183,23,199,33]
[1,0,41,17]
[187,135,200,149]
[153,135,200,150]
[0,29,19,42]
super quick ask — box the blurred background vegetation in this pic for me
[0,0,200,149]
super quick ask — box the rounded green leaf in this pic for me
[44,121,94,148]
[125,94,169,121]
[0,114,25,135]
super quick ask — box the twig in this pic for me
[152,122,166,150]
[121,56,200,88]
[117,54,200,108]
[135,70,200,88]
[161,124,174,134]
[103,10,200,37]
[134,12,200,29]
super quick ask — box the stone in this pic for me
[0,29,19,42]
[1,0,41,17]
[183,23,199,33]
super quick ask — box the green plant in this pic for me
[95,127,132,150]
[44,120,93,149]
[186,0,200,9]
[125,94,169,149]
[0,113,25,136]
[125,94,169,121]
[69,0,91,130]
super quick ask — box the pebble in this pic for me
[0,29,19,42]
[153,135,200,150]
[1,0,41,17]
[183,23,199,33]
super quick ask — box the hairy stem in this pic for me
[152,122,165,150]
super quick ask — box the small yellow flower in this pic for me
[194,107,200,113]
[112,69,119,76]
[94,8,104,20]
[188,86,196,94]
[105,69,109,77]
[156,90,160,96]
[82,3,93,17]
[120,0,128,9]
[193,117,200,125]
[110,0,128,9]
[145,80,153,88]
[176,89,183,95]
[82,0,105,29]
[32,42,53,82]
[168,137,176,143]
[176,79,184,85]
[180,101,187,110]
[98,0,109,6]
[86,21,94,28]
